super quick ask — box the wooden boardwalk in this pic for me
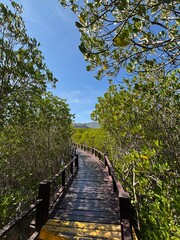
[38,150,122,239]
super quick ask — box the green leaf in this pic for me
[0,3,7,15]
[79,43,87,54]
[114,36,129,47]
[79,13,86,25]
[75,21,84,28]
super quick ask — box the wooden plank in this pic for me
[74,177,110,182]
[71,180,112,186]
[41,220,121,239]
[60,192,118,201]
[46,219,121,231]
[51,209,120,220]
[38,229,69,240]
[60,197,118,208]
[64,191,117,199]
[41,226,121,238]
[39,229,120,240]
[53,215,120,225]
[55,203,118,212]
[69,182,113,191]
[67,186,113,195]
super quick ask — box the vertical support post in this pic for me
[104,154,108,167]
[108,166,111,176]
[62,169,65,187]
[98,152,101,160]
[112,176,117,192]
[35,180,50,231]
[119,193,132,240]
[75,154,79,170]
[94,149,97,157]
[92,147,94,155]
[71,161,73,175]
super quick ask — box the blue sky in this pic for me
[2,0,125,123]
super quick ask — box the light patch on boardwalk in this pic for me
[38,219,121,239]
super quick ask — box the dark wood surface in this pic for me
[50,150,120,225]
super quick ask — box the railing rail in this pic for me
[73,143,133,240]
[0,147,78,240]
[0,200,42,239]
[35,154,79,232]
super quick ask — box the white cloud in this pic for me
[71,99,80,103]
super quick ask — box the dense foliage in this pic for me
[72,128,108,152]
[0,2,73,227]
[60,0,180,79]
[73,70,180,239]
[91,70,180,239]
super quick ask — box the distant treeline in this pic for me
[73,122,100,129]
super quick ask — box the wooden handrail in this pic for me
[0,199,42,238]
[36,154,78,231]
[0,152,78,239]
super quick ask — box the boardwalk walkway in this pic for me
[38,150,122,239]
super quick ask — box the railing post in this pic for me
[75,154,79,170]
[71,161,73,175]
[119,193,132,240]
[112,176,117,192]
[35,180,50,231]
[104,154,108,167]
[92,147,94,155]
[62,169,65,187]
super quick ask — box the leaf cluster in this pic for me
[0,1,58,128]
[91,70,180,238]
[0,2,73,227]
[60,0,180,79]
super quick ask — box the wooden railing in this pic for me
[0,151,78,240]
[73,143,133,240]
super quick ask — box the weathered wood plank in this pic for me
[62,191,118,200]
[67,186,113,195]
[55,200,119,212]
[40,219,121,239]
[53,215,120,225]
[45,219,121,231]
[40,150,123,239]
[58,192,118,202]
[51,150,120,225]
[51,209,120,219]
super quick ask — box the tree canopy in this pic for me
[0,1,57,128]
[91,70,180,238]
[0,1,73,227]
[60,0,180,79]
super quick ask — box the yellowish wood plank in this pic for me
[38,229,69,240]
[38,228,120,240]
[45,219,121,231]
[42,225,121,238]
